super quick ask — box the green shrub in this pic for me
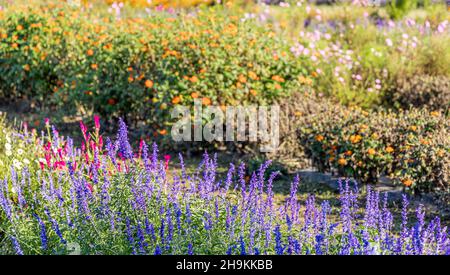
[296,99,449,194]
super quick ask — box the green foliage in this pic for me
[387,0,418,19]
[296,97,449,194]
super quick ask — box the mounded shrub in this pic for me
[383,75,450,111]
[296,97,449,195]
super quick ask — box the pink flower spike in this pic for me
[94,115,100,130]
[80,120,87,141]
[164,154,171,170]
[44,118,50,126]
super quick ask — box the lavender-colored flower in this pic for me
[10,236,23,255]
[33,214,48,251]
[116,118,133,160]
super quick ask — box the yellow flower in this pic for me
[385,146,394,153]
[338,158,347,166]
[367,148,376,155]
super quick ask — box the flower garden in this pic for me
[0,0,449,255]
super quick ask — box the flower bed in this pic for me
[0,118,448,255]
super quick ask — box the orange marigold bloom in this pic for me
[172,96,181,104]
[385,146,394,153]
[409,125,417,132]
[430,111,439,117]
[250,89,257,96]
[274,83,282,90]
[315,135,324,142]
[367,148,376,155]
[402,179,413,187]
[145,80,154,88]
[189,76,199,83]
[420,139,429,145]
[158,129,167,135]
[248,71,258,80]
[23,64,30,71]
[191,92,199,99]
[86,49,94,56]
[238,74,247,84]
[16,25,24,31]
[345,150,352,156]
[202,97,212,106]
[91,63,98,70]
[311,71,318,78]
[338,158,347,166]
[349,134,362,144]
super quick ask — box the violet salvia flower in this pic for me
[136,222,147,254]
[125,217,136,255]
[116,118,134,160]
[187,243,194,255]
[45,208,66,244]
[33,214,48,252]
[239,236,247,255]
[397,194,409,254]
[154,245,162,255]
[274,225,284,255]
[10,236,23,255]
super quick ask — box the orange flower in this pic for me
[271,75,285,82]
[23,64,30,71]
[385,146,394,153]
[128,76,134,83]
[367,148,376,155]
[250,89,257,96]
[402,179,413,187]
[16,25,24,31]
[345,150,353,156]
[189,76,199,83]
[202,97,212,106]
[248,71,258,80]
[349,134,362,144]
[107,98,117,105]
[172,96,181,104]
[315,135,324,142]
[91,63,98,70]
[158,129,167,136]
[191,92,199,99]
[145,80,154,88]
[86,49,94,56]
[430,111,439,117]
[11,43,18,49]
[274,83,282,90]
[409,125,417,132]
[238,74,247,84]
[338,158,347,166]
[420,139,429,145]
[311,71,318,78]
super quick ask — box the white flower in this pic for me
[386,38,393,47]
[17,148,24,156]
[13,159,22,170]
[5,150,12,157]
[5,143,12,151]
[23,158,30,165]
